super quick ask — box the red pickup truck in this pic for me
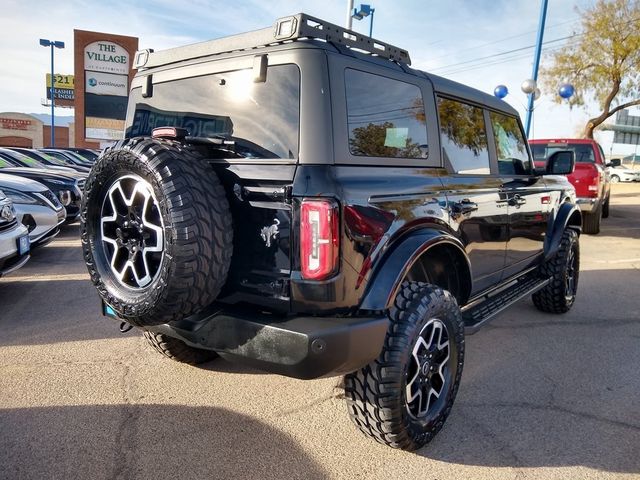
[529,138,611,234]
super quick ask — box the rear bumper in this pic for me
[576,197,599,213]
[107,305,389,379]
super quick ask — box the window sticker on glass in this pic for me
[346,69,428,159]
[384,128,409,148]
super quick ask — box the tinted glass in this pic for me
[39,153,67,166]
[126,65,300,159]
[490,112,531,175]
[44,151,73,164]
[345,69,428,159]
[437,97,489,174]
[532,143,595,163]
[12,149,64,166]
[0,157,15,168]
[2,150,44,168]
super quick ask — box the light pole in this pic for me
[39,39,65,147]
[352,4,375,37]
[524,0,548,137]
[346,0,354,29]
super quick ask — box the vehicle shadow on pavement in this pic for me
[419,268,640,474]
[600,204,640,239]
[0,223,120,347]
[0,278,119,347]
[0,404,326,480]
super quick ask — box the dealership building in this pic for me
[0,29,138,149]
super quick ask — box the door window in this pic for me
[490,112,531,175]
[437,97,490,174]
[345,69,428,159]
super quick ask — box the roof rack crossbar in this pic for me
[136,13,411,70]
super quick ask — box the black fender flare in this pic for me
[359,229,471,311]
[544,202,582,261]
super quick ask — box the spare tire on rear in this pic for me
[81,137,233,327]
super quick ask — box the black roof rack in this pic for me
[134,13,411,70]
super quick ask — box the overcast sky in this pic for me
[0,0,636,155]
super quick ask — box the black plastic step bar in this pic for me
[462,272,550,334]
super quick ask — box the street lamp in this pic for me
[352,4,375,37]
[39,39,65,147]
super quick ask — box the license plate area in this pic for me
[102,301,118,318]
[17,235,30,255]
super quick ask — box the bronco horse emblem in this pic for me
[260,218,280,247]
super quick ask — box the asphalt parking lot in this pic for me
[1,184,639,480]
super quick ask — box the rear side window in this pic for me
[126,64,300,159]
[489,112,531,175]
[437,97,489,174]
[345,69,428,159]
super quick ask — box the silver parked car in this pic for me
[0,173,66,248]
[0,189,30,277]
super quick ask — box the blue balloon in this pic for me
[559,83,575,99]
[494,85,509,99]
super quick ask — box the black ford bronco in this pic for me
[81,14,581,451]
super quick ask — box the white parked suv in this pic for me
[0,189,30,277]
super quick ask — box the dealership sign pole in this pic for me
[40,39,65,147]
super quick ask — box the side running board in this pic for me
[462,272,550,334]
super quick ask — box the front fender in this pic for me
[544,202,582,261]
[359,229,469,311]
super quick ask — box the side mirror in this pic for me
[546,150,575,175]
[610,158,622,167]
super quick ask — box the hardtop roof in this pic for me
[134,13,519,119]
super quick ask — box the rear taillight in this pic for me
[300,199,339,280]
[586,165,601,197]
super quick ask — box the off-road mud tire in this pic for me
[532,228,579,313]
[81,137,233,327]
[344,282,464,451]
[143,331,219,365]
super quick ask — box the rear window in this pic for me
[125,64,300,159]
[531,143,595,163]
